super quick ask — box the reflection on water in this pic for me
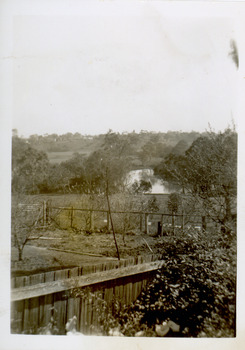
[127,169,179,194]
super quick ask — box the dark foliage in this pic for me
[154,128,237,232]
[100,230,236,337]
[12,137,50,194]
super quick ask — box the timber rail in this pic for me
[11,254,163,334]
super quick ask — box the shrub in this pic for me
[97,229,236,337]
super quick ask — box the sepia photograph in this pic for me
[1,0,245,349]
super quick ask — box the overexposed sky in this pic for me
[12,2,239,137]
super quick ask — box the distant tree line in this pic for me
[20,129,201,165]
[12,130,131,195]
[12,129,201,195]
[12,127,237,233]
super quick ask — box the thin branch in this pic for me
[106,169,120,261]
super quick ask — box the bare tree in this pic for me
[12,195,43,261]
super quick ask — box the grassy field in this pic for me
[11,226,172,278]
[11,192,218,276]
[11,191,224,279]
[47,150,92,164]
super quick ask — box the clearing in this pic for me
[11,228,162,277]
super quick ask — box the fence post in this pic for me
[160,214,164,236]
[107,211,110,231]
[43,201,47,226]
[71,207,74,228]
[172,215,175,235]
[46,201,50,224]
[140,213,143,232]
[182,213,185,231]
[202,216,206,233]
[145,213,149,234]
[90,210,94,231]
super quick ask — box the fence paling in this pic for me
[11,261,162,302]
[12,253,163,289]
[11,258,162,334]
[13,255,147,291]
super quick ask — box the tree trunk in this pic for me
[222,195,232,234]
[105,173,120,260]
[18,247,23,261]
[224,194,232,223]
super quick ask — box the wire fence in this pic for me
[48,204,217,235]
[14,199,222,236]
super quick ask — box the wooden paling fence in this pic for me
[11,254,163,335]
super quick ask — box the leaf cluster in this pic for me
[12,137,50,194]
[154,128,237,229]
[96,230,236,337]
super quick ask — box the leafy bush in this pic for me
[97,229,236,337]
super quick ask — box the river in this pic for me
[127,169,178,194]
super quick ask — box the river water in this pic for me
[127,169,178,194]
